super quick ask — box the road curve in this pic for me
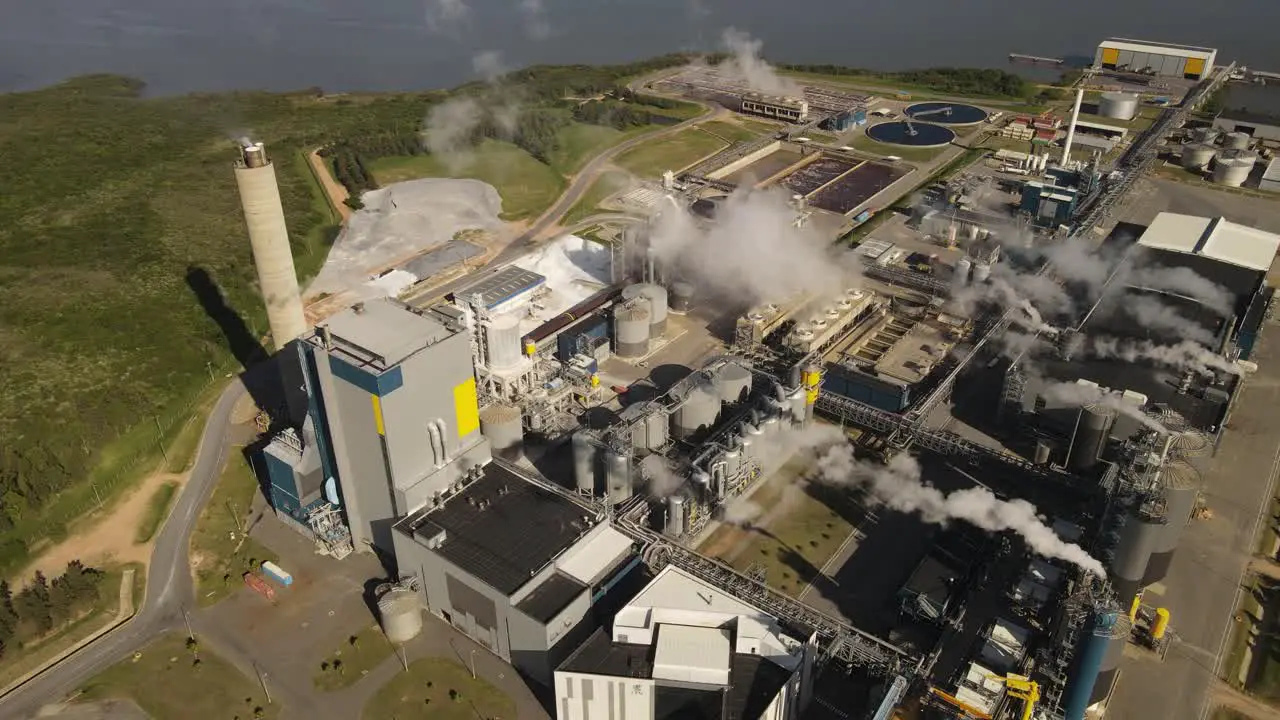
[0,380,247,719]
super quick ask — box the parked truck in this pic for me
[261,561,293,587]
[244,572,276,601]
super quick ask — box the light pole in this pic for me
[469,649,477,680]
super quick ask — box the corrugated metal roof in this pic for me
[1137,213,1211,254]
[652,625,732,684]
[1139,212,1280,273]
[1263,156,1280,183]
[1100,38,1215,60]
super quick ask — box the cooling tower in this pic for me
[234,141,307,350]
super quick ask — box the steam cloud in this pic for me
[1035,380,1170,434]
[423,51,525,171]
[1083,336,1243,376]
[648,186,860,306]
[424,0,468,31]
[813,442,1106,576]
[719,28,802,97]
[518,0,552,40]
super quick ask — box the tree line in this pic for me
[573,100,681,130]
[0,561,104,659]
[779,64,1033,99]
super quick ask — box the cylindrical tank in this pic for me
[724,447,742,478]
[716,362,754,404]
[622,283,668,337]
[1191,126,1220,144]
[788,388,807,424]
[971,262,991,284]
[946,224,958,245]
[1225,131,1251,150]
[1180,142,1216,170]
[670,282,695,313]
[1110,506,1164,604]
[234,142,307,350]
[613,301,652,358]
[572,432,597,494]
[953,258,972,287]
[1144,461,1201,584]
[479,404,523,461]
[1093,613,1132,707]
[1068,406,1115,472]
[666,495,687,537]
[672,382,722,440]
[1033,439,1052,465]
[761,414,780,436]
[1152,608,1171,641]
[1064,609,1121,720]
[1213,149,1256,187]
[1168,429,1210,458]
[644,407,669,450]
[605,452,632,504]
[484,313,524,371]
[1099,91,1139,121]
[377,587,424,644]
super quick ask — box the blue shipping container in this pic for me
[854,210,872,223]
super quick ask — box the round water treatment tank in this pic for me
[479,404,523,461]
[605,452,632,505]
[666,495,687,537]
[672,383,722,440]
[613,301,652,358]
[1099,92,1139,121]
[571,432,597,494]
[1213,150,1256,187]
[485,313,524,371]
[971,262,992,284]
[670,282,695,313]
[1180,143,1216,170]
[644,406,670,450]
[865,121,957,148]
[377,588,424,644]
[903,102,989,125]
[1225,131,1251,151]
[716,362,754,404]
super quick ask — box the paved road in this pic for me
[0,380,247,719]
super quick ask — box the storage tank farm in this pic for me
[1098,91,1139,121]
[1213,149,1256,187]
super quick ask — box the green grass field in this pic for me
[562,171,633,227]
[134,482,178,544]
[313,626,397,692]
[80,633,279,720]
[850,133,947,162]
[615,126,731,178]
[696,120,762,144]
[190,452,277,607]
[363,658,515,720]
[367,140,567,221]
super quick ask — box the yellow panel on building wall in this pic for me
[1101,48,1120,65]
[1185,57,1205,77]
[453,377,480,437]
[371,395,386,436]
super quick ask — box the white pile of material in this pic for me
[515,234,613,323]
[307,178,505,299]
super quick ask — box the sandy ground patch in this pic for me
[307,148,351,224]
[17,470,187,586]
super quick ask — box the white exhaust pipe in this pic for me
[1061,87,1085,167]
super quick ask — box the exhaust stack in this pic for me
[1061,87,1085,167]
[234,140,307,350]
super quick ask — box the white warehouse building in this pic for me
[1094,38,1216,80]
[554,565,819,720]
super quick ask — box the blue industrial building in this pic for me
[821,105,868,132]
[1020,176,1081,228]
[556,313,610,362]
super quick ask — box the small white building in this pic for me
[554,565,818,720]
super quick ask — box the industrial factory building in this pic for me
[555,565,817,720]
[740,93,809,124]
[1094,38,1217,80]
[1212,108,1280,142]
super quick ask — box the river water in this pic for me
[1,0,1277,95]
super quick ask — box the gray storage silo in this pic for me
[1180,142,1216,170]
[1225,131,1251,150]
[1068,406,1116,472]
[1098,92,1139,121]
[666,495,686,537]
[484,313,524,371]
[479,404,523,461]
[1109,503,1164,604]
[972,262,992,284]
[715,362,754,404]
[605,451,633,504]
[613,300,652,358]
[644,407,669,450]
[672,382,723,440]
[571,432,597,494]
[670,282,695,313]
[1144,460,1201,584]
[1213,149,1256,187]
[953,258,972,288]
[622,283,668,337]
[1033,440,1053,465]
[376,586,424,644]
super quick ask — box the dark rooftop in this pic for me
[399,463,593,596]
[900,555,959,609]
[517,572,587,623]
[559,629,793,720]
[1132,247,1264,318]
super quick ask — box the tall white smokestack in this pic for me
[1061,87,1085,167]
[234,140,308,350]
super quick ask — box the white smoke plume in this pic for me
[1117,294,1215,346]
[722,498,763,526]
[518,0,552,40]
[472,50,507,83]
[424,0,468,32]
[648,186,860,306]
[641,454,684,498]
[1035,379,1170,434]
[1084,336,1242,376]
[1124,264,1234,317]
[814,446,1106,576]
[424,96,484,171]
[719,28,802,97]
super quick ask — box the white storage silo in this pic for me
[972,262,992,284]
[571,432,597,494]
[484,313,524,371]
[639,285,669,337]
[1213,149,1256,187]
[377,587,423,644]
[479,404,523,460]
[1181,142,1216,170]
[1225,131,1251,151]
[671,382,722,440]
[715,362,754,404]
[605,451,632,504]
[666,495,686,537]
[644,407,669,450]
[953,258,972,287]
[1099,92,1139,121]
[613,300,652,358]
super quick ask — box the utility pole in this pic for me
[92,484,103,510]
[469,649,477,680]
[182,607,195,641]
[255,664,272,704]
[228,501,245,534]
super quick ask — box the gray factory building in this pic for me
[392,462,641,685]
[296,297,492,553]
[1213,108,1280,142]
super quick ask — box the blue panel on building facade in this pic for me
[327,355,404,396]
[557,315,610,362]
[300,343,344,510]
